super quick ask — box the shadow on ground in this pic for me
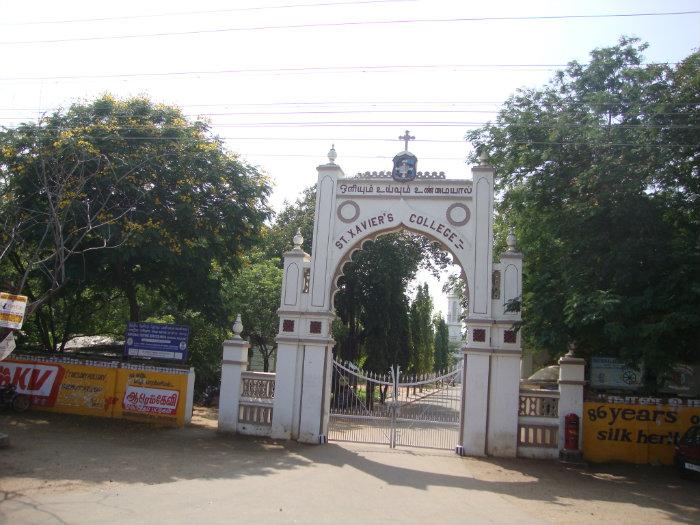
[1,409,698,524]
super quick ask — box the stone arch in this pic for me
[328,222,470,311]
[270,147,522,459]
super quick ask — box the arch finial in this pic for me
[478,149,490,165]
[293,228,304,250]
[232,314,243,338]
[327,144,337,164]
[506,228,517,252]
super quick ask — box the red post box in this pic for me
[564,413,580,450]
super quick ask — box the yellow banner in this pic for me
[113,366,188,426]
[3,356,190,427]
[583,402,700,465]
[42,362,118,418]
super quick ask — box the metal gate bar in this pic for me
[329,360,395,445]
[329,359,462,450]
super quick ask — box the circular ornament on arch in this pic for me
[337,200,360,223]
[446,203,471,226]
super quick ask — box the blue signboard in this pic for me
[124,322,190,362]
[590,357,643,390]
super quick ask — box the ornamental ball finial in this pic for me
[293,228,304,250]
[328,144,337,164]
[478,149,489,165]
[232,314,243,338]
[506,228,517,251]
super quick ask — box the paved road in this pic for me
[1,410,699,525]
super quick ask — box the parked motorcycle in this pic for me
[0,384,31,412]
[201,385,220,407]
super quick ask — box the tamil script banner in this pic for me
[123,385,179,416]
[114,365,189,426]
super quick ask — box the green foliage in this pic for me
[223,253,282,372]
[467,38,700,386]
[433,315,450,372]
[337,234,423,372]
[177,310,228,394]
[1,95,273,393]
[263,185,316,261]
[2,94,272,329]
[409,283,434,373]
[1,95,271,354]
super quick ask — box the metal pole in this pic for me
[389,365,396,448]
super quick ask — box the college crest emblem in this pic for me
[392,152,417,182]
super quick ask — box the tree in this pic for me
[1,95,272,353]
[433,315,450,372]
[262,185,316,261]
[223,254,283,372]
[410,283,434,374]
[339,234,423,372]
[0,118,139,315]
[467,38,700,387]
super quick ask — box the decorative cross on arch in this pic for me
[399,130,415,151]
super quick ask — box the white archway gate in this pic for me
[270,144,523,457]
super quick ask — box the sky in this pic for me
[1,0,699,316]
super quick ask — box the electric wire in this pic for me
[0,133,692,148]
[0,99,697,114]
[2,10,698,45]
[0,0,417,26]
[6,121,697,129]
[0,61,684,82]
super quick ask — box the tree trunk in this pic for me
[124,277,140,322]
[262,347,270,372]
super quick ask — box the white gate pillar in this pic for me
[558,347,586,451]
[271,213,336,443]
[461,348,491,456]
[461,213,523,458]
[271,231,309,440]
[297,342,333,443]
[486,351,520,456]
[485,232,523,457]
[271,339,303,440]
[218,315,249,433]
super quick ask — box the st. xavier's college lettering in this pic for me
[334,212,466,252]
[334,212,395,249]
[408,213,465,250]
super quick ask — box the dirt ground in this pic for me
[1,407,698,525]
